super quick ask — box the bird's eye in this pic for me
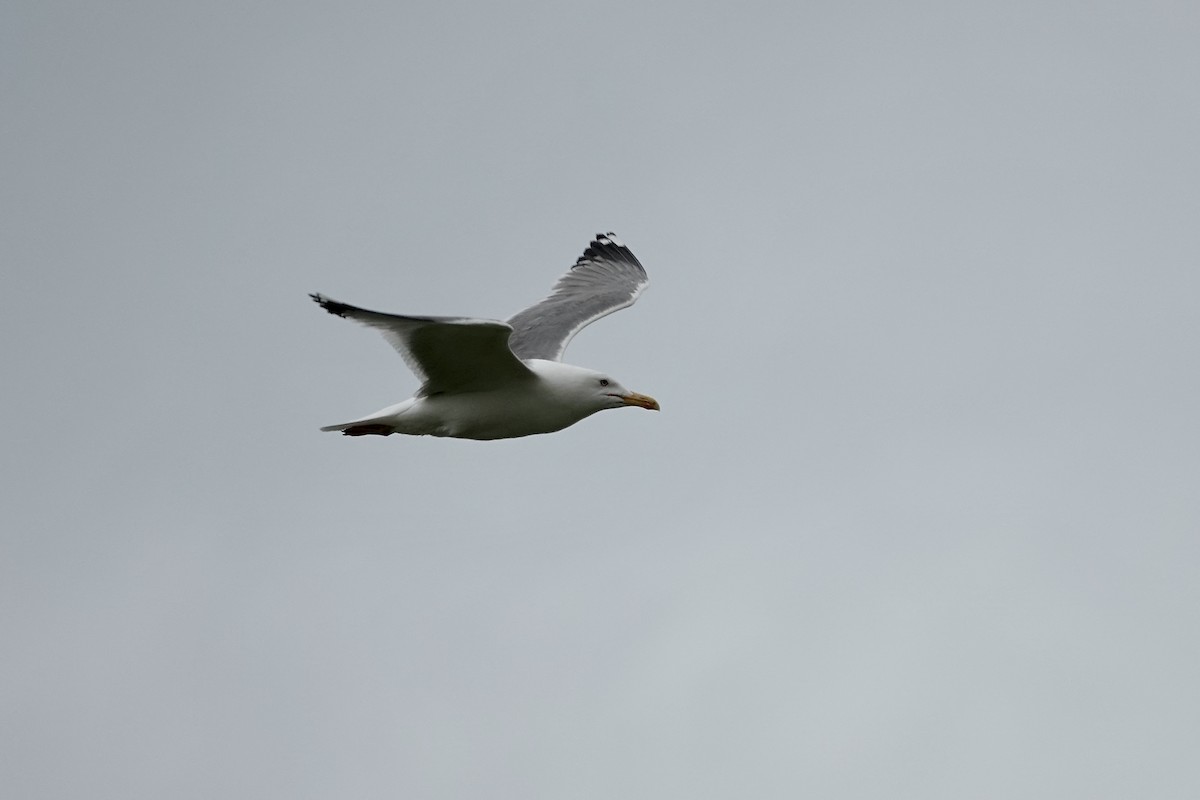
[599,379,609,387]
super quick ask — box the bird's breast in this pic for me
[412,384,594,440]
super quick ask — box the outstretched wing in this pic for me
[310,294,534,395]
[506,233,649,361]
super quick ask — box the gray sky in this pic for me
[3,1,1199,798]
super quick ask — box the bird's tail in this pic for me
[320,420,396,436]
[319,401,412,436]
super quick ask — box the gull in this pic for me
[311,232,659,440]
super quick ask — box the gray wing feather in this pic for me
[506,233,648,361]
[310,294,534,395]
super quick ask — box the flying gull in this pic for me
[311,232,659,440]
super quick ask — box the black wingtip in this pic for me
[577,232,643,270]
[310,292,351,318]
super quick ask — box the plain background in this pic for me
[3,2,1198,798]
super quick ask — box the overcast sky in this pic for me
[3,1,1199,798]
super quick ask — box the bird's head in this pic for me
[532,361,660,414]
[588,372,660,413]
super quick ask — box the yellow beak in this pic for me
[620,392,660,411]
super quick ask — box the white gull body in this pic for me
[311,233,658,441]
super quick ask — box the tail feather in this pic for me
[319,401,410,437]
[320,421,396,436]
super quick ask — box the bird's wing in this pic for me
[310,294,535,395]
[505,233,648,361]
